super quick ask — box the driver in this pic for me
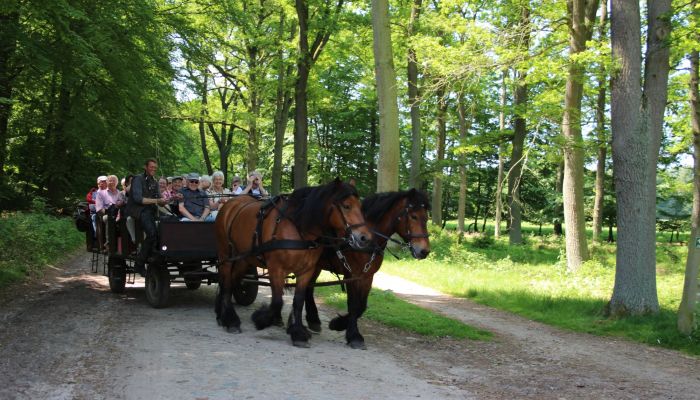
[128,158,168,275]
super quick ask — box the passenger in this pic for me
[118,175,136,243]
[208,171,230,218]
[95,175,120,251]
[128,158,168,275]
[159,176,170,202]
[167,176,185,218]
[241,170,268,199]
[179,173,213,222]
[230,175,243,195]
[199,175,212,191]
[89,176,108,233]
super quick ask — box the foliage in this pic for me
[0,211,83,287]
[1,0,188,210]
[381,223,700,355]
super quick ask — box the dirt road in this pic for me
[1,252,699,399]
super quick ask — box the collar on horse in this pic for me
[225,195,363,265]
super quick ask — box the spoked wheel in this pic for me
[232,264,259,306]
[145,263,170,308]
[107,256,127,294]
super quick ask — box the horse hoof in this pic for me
[293,340,310,348]
[347,340,366,350]
[216,318,222,326]
[307,322,322,333]
[226,326,242,334]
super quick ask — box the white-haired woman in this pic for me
[241,170,268,199]
[208,171,230,218]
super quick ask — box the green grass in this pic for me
[0,211,83,288]
[315,282,492,340]
[379,222,700,355]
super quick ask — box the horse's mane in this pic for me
[287,178,359,233]
[362,189,431,223]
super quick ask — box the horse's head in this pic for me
[325,179,372,249]
[394,189,431,259]
[289,178,372,249]
[363,188,431,259]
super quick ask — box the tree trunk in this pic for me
[407,0,423,189]
[293,20,311,189]
[608,0,671,316]
[561,0,598,271]
[45,72,73,205]
[0,11,19,185]
[592,1,609,242]
[293,0,343,189]
[271,14,295,195]
[431,87,447,225]
[198,74,212,176]
[247,46,260,172]
[372,0,400,192]
[508,6,530,246]
[553,160,564,235]
[457,95,470,235]
[495,70,508,239]
[678,41,700,334]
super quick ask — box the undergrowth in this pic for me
[0,210,83,288]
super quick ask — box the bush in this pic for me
[0,211,83,287]
[470,233,494,249]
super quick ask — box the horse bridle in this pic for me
[372,202,429,254]
[320,196,367,248]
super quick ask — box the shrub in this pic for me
[0,211,83,287]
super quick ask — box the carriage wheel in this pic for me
[185,279,201,290]
[107,257,126,294]
[145,264,170,308]
[232,265,259,306]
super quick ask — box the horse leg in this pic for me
[218,261,243,333]
[304,267,323,333]
[345,276,373,349]
[328,273,350,332]
[251,269,284,329]
[287,272,314,348]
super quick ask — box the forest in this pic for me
[1,0,699,333]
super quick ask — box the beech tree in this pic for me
[608,0,672,316]
[372,0,401,192]
[560,0,598,270]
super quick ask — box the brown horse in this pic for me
[305,189,431,349]
[214,179,372,347]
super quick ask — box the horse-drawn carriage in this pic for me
[77,206,258,308]
[76,179,432,348]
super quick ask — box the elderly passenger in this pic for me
[94,175,120,251]
[241,170,268,199]
[179,173,213,222]
[208,171,230,218]
[230,175,243,195]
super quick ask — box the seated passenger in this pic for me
[208,171,230,218]
[241,170,268,199]
[230,175,243,195]
[167,176,184,218]
[199,175,212,192]
[90,176,108,234]
[179,173,213,222]
[95,175,120,250]
[159,176,171,202]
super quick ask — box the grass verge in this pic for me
[0,211,83,288]
[379,223,700,355]
[314,283,492,340]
